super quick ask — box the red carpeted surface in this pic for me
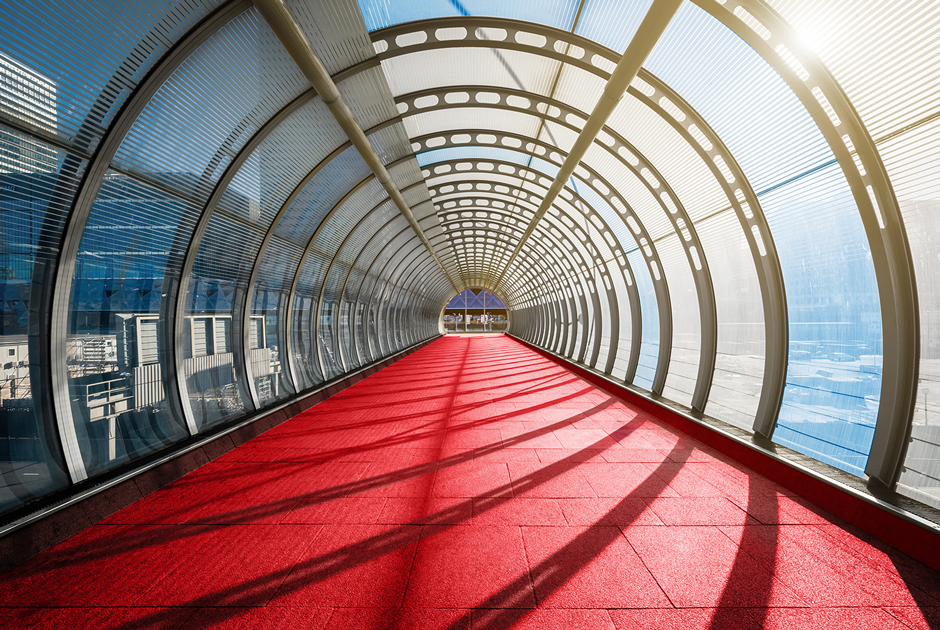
[1,334,939,629]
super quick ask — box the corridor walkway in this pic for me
[1,335,938,629]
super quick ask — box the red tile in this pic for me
[179,606,333,629]
[431,462,512,497]
[551,428,621,450]
[471,497,567,526]
[601,448,670,463]
[473,447,541,463]
[136,524,321,607]
[378,496,472,525]
[777,525,937,607]
[814,523,940,603]
[535,448,607,463]
[325,607,470,630]
[500,427,565,449]
[625,525,804,608]
[609,608,761,629]
[283,497,387,524]
[472,608,615,629]
[9,335,940,628]
[0,608,37,630]
[521,526,670,608]
[643,462,727,497]
[271,523,422,608]
[538,408,588,424]
[508,462,597,498]
[579,463,679,498]
[353,463,440,498]
[884,607,940,630]
[718,525,878,606]
[558,497,663,527]
[212,445,291,463]
[758,607,911,629]
[0,524,222,607]
[405,525,535,608]
[3,607,196,630]
[440,429,503,452]
[648,497,752,526]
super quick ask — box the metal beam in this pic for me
[376,18,777,413]
[411,127,673,385]
[426,161,642,377]
[354,225,415,363]
[490,0,683,294]
[698,0,918,487]
[362,229,424,359]
[252,0,460,296]
[312,196,408,375]
[402,86,715,403]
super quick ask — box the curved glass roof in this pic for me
[1,0,939,527]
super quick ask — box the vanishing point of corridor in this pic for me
[1,335,937,629]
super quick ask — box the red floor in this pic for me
[2,335,939,629]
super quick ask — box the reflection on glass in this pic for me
[764,168,881,476]
[0,123,74,515]
[66,174,194,476]
[250,289,293,406]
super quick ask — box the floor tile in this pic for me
[2,336,933,630]
[405,525,535,608]
[522,526,670,608]
[270,524,422,608]
[625,525,804,608]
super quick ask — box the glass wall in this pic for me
[67,174,193,476]
[0,0,452,521]
[0,128,75,512]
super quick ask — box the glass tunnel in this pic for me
[1,0,939,532]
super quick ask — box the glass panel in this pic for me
[576,0,654,53]
[764,166,881,476]
[250,236,302,405]
[350,217,411,360]
[2,0,222,153]
[697,210,765,430]
[292,252,328,388]
[184,215,262,430]
[338,297,355,369]
[290,288,318,389]
[629,248,659,391]
[659,234,699,408]
[114,8,311,205]
[765,0,940,140]
[319,261,350,379]
[357,0,579,33]
[0,126,76,515]
[216,98,353,231]
[67,172,196,477]
[881,117,940,505]
[643,3,830,194]
[607,260,632,380]
[274,148,372,247]
[287,0,374,75]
